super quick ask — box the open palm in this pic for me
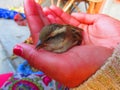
[71,13,120,48]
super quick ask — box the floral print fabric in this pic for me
[1,73,68,90]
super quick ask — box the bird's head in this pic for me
[35,24,67,50]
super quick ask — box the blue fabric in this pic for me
[0,8,26,19]
[17,61,44,75]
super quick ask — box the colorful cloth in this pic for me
[0,61,69,90]
[17,61,44,75]
[0,73,13,88]
[1,73,68,90]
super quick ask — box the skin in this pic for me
[13,0,120,87]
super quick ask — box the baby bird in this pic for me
[36,24,83,53]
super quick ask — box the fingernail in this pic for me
[13,45,23,56]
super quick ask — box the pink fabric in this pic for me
[0,73,13,88]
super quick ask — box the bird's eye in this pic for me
[45,32,65,42]
[45,37,52,42]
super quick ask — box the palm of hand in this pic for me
[83,15,120,48]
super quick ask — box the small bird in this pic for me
[36,24,83,53]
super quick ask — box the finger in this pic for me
[49,5,80,27]
[24,0,43,44]
[47,15,57,23]
[13,43,112,70]
[71,13,98,24]
[13,43,64,74]
[43,7,64,24]
[24,0,49,44]
[43,7,57,17]
[47,15,64,24]
[36,3,50,25]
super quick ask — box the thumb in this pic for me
[13,43,65,77]
[13,43,35,61]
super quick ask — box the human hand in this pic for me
[24,0,120,48]
[13,0,113,87]
[71,13,120,48]
[43,7,120,48]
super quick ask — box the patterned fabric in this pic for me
[1,73,68,90]
[17,61,44,75]
[0,61,69,90]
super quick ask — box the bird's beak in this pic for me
[35,40,43,49]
